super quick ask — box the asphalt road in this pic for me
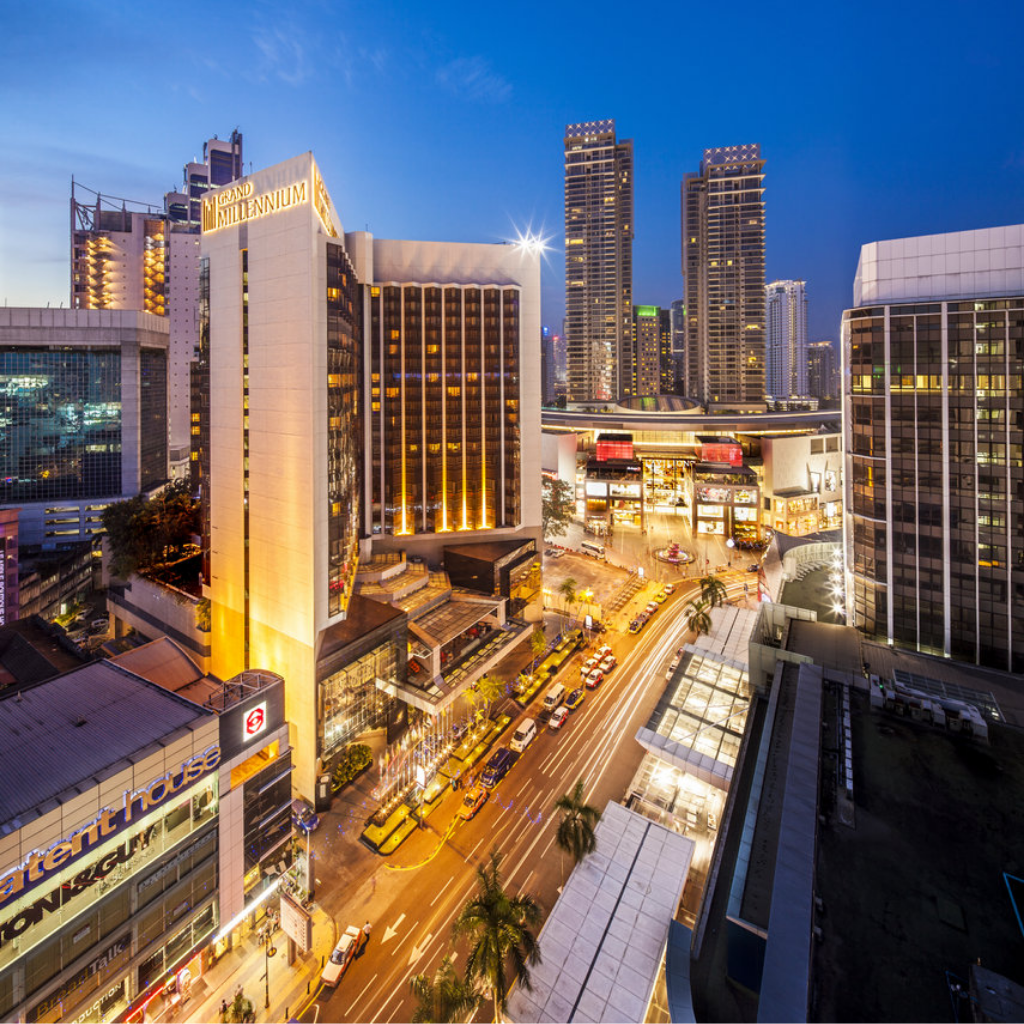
[298,573,753,1023]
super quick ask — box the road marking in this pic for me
[466,836,486,863]
[382,913,405,943]
[430,877,454,906]
[348,973,378,1016]
[519,870,534,895]
[408,932,434,968]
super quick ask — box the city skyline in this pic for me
[3,0,1023,346]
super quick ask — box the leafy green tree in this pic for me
[558,577,577,630]
[410,955,480,1024]
[529,628,547,673]
[698,574,728,609]
[195,597,211,632]
[554,777,601,866]
[103,480,200,578]
[452,849,542,1023]
[683,598,713,637]
[541,478,574,539]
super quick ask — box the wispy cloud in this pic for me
[253,25,311,86]
[435,56,512,103]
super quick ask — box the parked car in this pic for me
[599,655,616,674]
[548,707,570,731]
[565,688,586,711]
[321,926,362,986]
[580,656,599,677]
[597,644,613,658]
[654,590,668,604]
[747,563,760,573]
[664,583,675,595]
[585,669,604,689]
[481,747,518,789]
[645,602,659,615]
[457,783,489,820]
[291,799,320,834]
[628,619,644,634]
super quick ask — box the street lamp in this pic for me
[726,537,735,566]
[263,935,277,1008]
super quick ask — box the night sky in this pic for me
[3,0,1023,342]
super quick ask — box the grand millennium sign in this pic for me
[201,166,336,236]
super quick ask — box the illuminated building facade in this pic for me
[70,131,243,478]
[564,120,633,402]
[629,306,662,398]
[765,279,808,402]
[844,225,1024,672]
[201,154,542,797]
[0,308,169,549]
[0,663,221,1024]
[682,145,766,411]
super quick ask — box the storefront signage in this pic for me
[73,980,125,1024]
[202,180,309,233]
[734,507,757,522]
[0,746,220,911]
[585,482,608,497]
[609,483,641,498]
[697,486,730,503]
[734,490,757,504]
[244,702,267,740]
[30,935,128,1022]
[699,504,724,518]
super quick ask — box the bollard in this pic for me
[308,980,311,994]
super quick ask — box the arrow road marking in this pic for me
[382,913,406,943]
[408,932,434,969]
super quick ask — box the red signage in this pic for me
[596,439,634,461]
[244,703,267,739]
[701,442,742,466]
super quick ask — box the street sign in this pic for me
[280,894,312,953]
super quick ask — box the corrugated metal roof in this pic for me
[0,660,213,832]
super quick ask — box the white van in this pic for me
[510,718,538,752]
[542,683,567,713]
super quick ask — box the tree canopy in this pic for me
[102,480,201,579]
[542,478,574,539]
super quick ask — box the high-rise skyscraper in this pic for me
[659,307,673,394]
[71,131,243,478]
[765,279,808,402]
[682,145,766,411]
[844,224,1024,673]
[564,120,633,403]
[670,298,686,392]
[807,339,838,401]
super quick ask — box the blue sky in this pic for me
[2,0,1023,342]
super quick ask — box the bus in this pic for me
[580,541,605,558]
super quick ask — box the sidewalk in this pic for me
[187,904,337,1024]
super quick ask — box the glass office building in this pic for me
[844,226,1024,673]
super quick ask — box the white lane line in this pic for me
[465,836,486,864]
[430,877,454,906]
[519,870,534,895]
[347,973,379,1017]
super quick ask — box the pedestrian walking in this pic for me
[219,999,229,1023]
[363,920,372,948]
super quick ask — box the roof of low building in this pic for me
[0,661,213,833]
[507,802,694,1024]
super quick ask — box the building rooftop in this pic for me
[318,594,407,662]
[0,661,212,833]
[507,801,694,1024]
[812,679,1024,1022]
[0,618,89,691]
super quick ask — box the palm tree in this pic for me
[476,673,507,716]
[558,577,577,630]
[410,955,480,1024]
[683,598,713,637]
[554,777,601,866]
[452,849,542,1023]
[698,574,728,609]
[529,628,547,674]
